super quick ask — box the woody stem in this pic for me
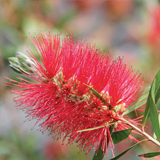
[120,118,160,147]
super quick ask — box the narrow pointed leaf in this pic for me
[109,139,147,160]
[137,152,160,158]
[155,84,160,104]
[111,129,132,144]
[142,70,160,125]
[142,70,160,141]
[153,114,160,139]
[85,84,106,104]
[77,126,105,132]
[123,87,150,115]
[93,144,104,160]
[149,96,160,141]
[77,123,114,133]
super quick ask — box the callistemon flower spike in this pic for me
[27,31,62,79]
[7,31,145,159]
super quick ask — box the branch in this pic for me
[120,118,160,147]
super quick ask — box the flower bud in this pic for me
[8,53,34,74]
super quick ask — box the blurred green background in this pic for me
[1,0,160,159]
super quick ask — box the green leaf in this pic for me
[111,129,132,144]
[77,126,105,133]
[153,114,160,139]
[123,87,150,115]
[109,139,147,160]
[84,84,106,104]
[137,152,160,158]
[142,71,160,125]
[93,144,104,160]
[142,70,160,141]
[155,84,160,104]
[150,99,160,141]
[77,123,114,133]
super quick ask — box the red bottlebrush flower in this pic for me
[6,31,144,156]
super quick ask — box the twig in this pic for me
[120,118,160,147]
